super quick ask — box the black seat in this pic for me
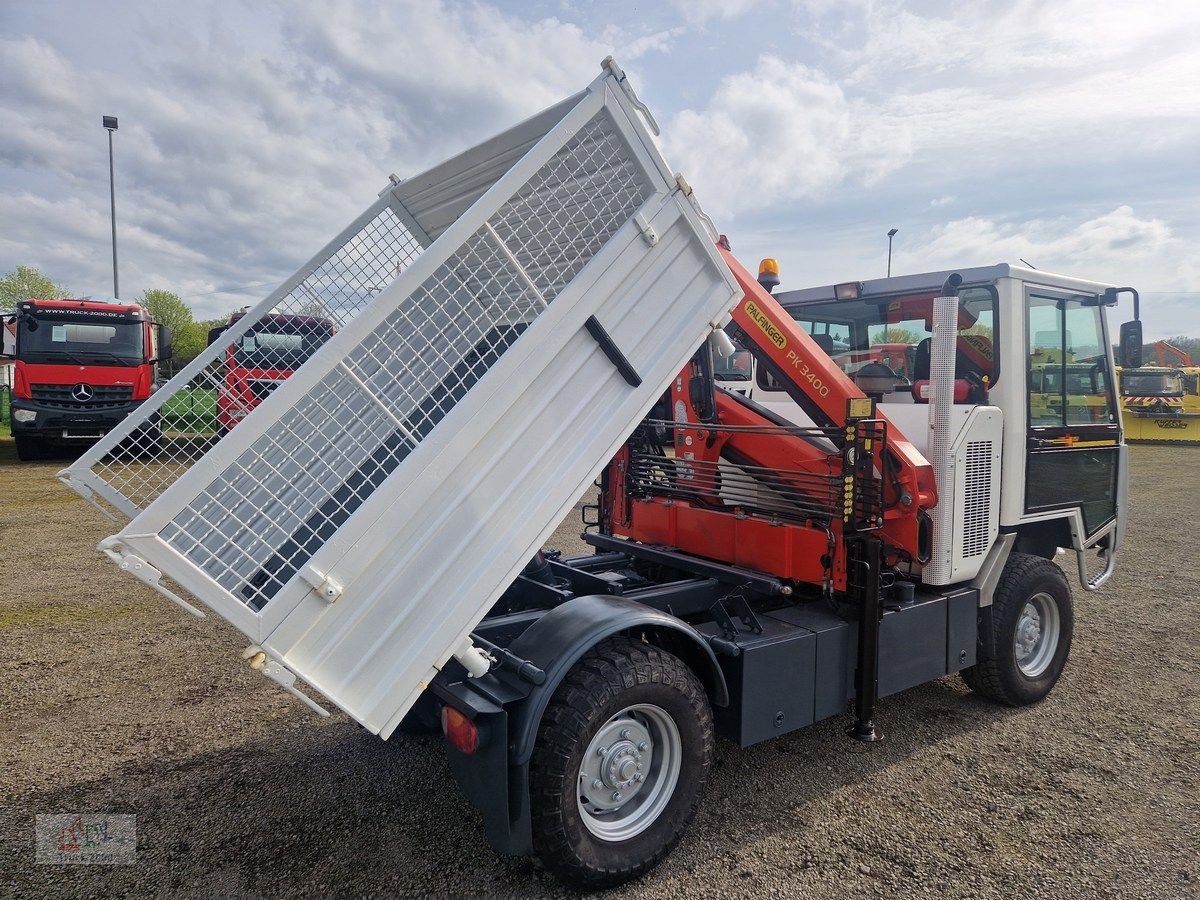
[811,333,834,355]
[913,338,932,382]
[911,337,990,403]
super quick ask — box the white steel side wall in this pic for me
[285,202,731,735]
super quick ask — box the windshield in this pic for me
[713,348,753,381]
[18,315,144,363]
[779,285,995,383]
[1122,370,1183,397]
[232,321,332,370]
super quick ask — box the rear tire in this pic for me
[961,553,1073,705]
[530,637,714,889]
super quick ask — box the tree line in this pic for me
[4,263,1199,369]
[1,265,231,373]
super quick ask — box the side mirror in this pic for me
[1,315,14,358]
[157,325,174,362]
[1118,320,1142,369]
[207,325,227,346]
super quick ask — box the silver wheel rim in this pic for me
[577,703,681,842]
[1015,592,1061,678]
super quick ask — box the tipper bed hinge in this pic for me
[243,647,330,717]
[97,537,206,619]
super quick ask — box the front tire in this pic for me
[961,553,1074,705]
[15,436,44,462]
[530,637,714,889]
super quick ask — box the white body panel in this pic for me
[86,65,740,735]
[922,407,1003,585]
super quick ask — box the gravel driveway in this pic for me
[1,442,1196,898]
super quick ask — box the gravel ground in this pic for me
[1,440,1197,899]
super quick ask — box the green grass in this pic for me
[160,387,218,432]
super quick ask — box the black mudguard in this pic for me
[454,594,728,856]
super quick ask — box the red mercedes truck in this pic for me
[4,298,171,461]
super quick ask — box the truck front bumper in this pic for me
[10,398,144,442]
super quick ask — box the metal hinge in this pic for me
[243,647,330,717]
[97,537,206,618]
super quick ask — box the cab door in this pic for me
[1024,289,1121,538]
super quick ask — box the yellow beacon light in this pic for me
[757,257,780,292]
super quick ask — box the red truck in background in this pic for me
[4,298,172,461]
[208,311,334,433]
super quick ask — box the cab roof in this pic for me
[776,263,1120,307]
[21,297,145,315]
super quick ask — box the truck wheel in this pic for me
[961,553,1073,705]
[530,636,714,889]
[15,437,44,462]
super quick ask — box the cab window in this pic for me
[759,286,996,395]
[1027,295,1115,427]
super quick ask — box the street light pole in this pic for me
[103,115,119,299]
[887,227,898,278]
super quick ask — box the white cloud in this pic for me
[913,207,1174,275]
[899,206,1197,338]
[3,0,1199,338]
[664,56,912,218]
[667,0,768,24]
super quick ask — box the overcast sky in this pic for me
[2,0,1198,337]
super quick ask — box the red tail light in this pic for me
[440,706,479,755]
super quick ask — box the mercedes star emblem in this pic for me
[71,383,94,402]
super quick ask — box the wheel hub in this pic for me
[1014,593,1060,678]
[581,718,652,810]
[1016,605,1042,658]
[576,703,682,842]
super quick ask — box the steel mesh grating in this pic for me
[160,109,652,611]
[961,440,992,558]
[80,204,426,514]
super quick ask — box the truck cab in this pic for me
[4,298,170,461]
[208,312,334,433]
[733,263,1129,588]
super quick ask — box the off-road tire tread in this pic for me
[960,552,1072,705]
[530,636,714,890]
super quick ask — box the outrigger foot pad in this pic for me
[847,720,883,742]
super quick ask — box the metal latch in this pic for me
[97,537,206,618]
[243,647,330,717]
[299,566,343,603]
[601,56,660,136]
[633,212,659,247]
[673,174,720,240]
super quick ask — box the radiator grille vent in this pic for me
[961,440,993,558]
